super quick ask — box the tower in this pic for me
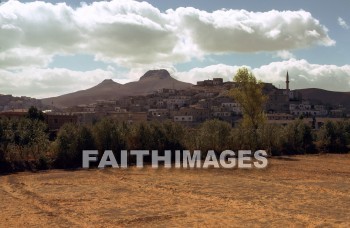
[286,71,290,91]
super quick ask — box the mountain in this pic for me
[42,69,192,107]
[123,69,191,96]
[296,88,350,110]
[0,94,46,112]
[42,79,126,107]
[139,69,171,81]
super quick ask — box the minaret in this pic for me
[286,71,290,91]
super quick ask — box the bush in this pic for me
[127,122,155,150]
[280,120,316,154]
[197,119,232,155]
[0,118,50,172]
[161,121,185,151]
[93,118,128,153]
[317,121,349,153]
[54,124,95,168]
[258,124,284,156]
[126,121,185,162]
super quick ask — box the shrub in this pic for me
[258,124,284,156]
[0,118,50,171]
[93,118,128,153]
[280,120,315,154]
[317,121,349,153]
[54,123,95,168]
[197,119,232,156]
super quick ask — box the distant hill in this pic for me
[42,69,192,107]
[296,88,350,110]
[41,72,350,109]
[0,94,46,112]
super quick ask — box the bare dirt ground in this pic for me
[0,154,349,227]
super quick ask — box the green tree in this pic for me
[128,122,154,150]
[182,129,199,152]
[76,126,96,156]
[0,119,8,164]
[318,121,349,153]
[26,106,45,121]
[93,118,128,153]
[161,121,185,151]
[281,120,315,154]
[53,123,96,168]
[0,118,49,170]
[258,124,284,155]
[197,119,232,154]
[54,123,79,168]
[230,67,268,150]
[54,123,95,168]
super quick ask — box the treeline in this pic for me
[0,118,50,172]
[0,117,349,172]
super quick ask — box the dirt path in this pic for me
[0,154,349,227]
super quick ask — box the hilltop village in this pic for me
[0,71,347,131]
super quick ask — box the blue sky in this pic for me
[1,0,350,97]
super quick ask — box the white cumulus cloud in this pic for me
[0,0,335,69]
[175,59,350,92]
[0,68,115,98]
[254,59,350,91]
[175,64,241,83]
[338,17,349,29]
[2,59,350,98]
[170,8,335,53]
[275,50,295,60]
[0,0,342,97]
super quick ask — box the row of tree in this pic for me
[1,117,349,172]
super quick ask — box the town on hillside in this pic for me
[0,72,348,131]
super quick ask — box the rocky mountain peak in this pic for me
[139,69,171,81]
[97,79,118,86]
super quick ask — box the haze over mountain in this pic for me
[41,69,192,107]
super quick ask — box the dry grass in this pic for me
[1,154,350,227]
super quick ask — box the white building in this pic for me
[290,102,327,116]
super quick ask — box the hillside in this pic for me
[0,94,45,112]
[42,69,192,107]
[296,88,350,110]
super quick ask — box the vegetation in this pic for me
[196,119,232,156]
[0,118,50,172]
[317,120,350,153]
[53,124,96,168]
[26,106,45,121]
[279,119,315,155]
[230,67,268,151]
[1,115,349,173]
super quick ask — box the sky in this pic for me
[0,0,350,98]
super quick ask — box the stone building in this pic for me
[107,112,147,124]
[45,113,77,131]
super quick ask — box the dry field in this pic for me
[1,154,350,227]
